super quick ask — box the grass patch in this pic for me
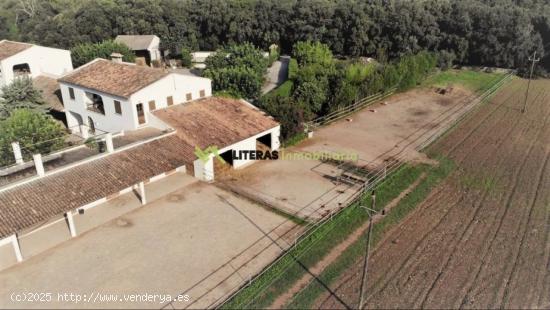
[286,156,455,309]
[459,173,500,195]
[423,69,504,93]
[282,132,307,147]
[213,90,242,99]
[288,58,299,80]
[221,157,453,309]
[263,80,294,99]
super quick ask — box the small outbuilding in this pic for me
[0,40,73,89]
[153,97,281,181]
[114,35,163,66]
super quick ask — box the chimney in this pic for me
[110,53,123,63]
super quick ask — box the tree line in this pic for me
[0,0,548,74]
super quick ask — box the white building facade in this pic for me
[58,59,211,134]
[0,40,73,88]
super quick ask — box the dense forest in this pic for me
[0,0,549,74]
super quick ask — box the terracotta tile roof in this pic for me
[153,97,279,150]
[33,75,64,112]
[0,135,195,239]
[115,35,158,51]
[58,59,169,98]
[0,40,33,61]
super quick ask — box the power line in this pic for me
[522,51,540,113]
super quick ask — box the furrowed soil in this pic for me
[313,78,550,309]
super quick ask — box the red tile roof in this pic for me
[33,75,64,112]
[115,35,158,51]
[153,97,279,150]
[58,59,169,98]
[0,135,195,239]
[0,40,32,61]
[0,97,279,239]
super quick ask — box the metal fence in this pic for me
[162,71,513,310]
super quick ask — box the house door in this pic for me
[87,116,95,134]
[137,103,146,125]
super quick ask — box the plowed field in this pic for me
[315,78,550,309]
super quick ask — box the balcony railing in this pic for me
[87,103,105,115]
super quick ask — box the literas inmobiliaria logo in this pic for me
[194,145,358,163]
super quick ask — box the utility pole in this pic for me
[359,192,376,310]
[522,51,540,113]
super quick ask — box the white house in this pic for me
[114,35,162,66]
[58,57,212,134]
[0,40,73,89]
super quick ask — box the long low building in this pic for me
[153,97,280,180]
[0,93,280,268]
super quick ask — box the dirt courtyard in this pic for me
[224,85,481,220]
[0,173,299,309]
[316,78,550,309]
[298,86,475,166]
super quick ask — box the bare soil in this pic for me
[222,86,480,220]
[313,78,550,309]
[297,86,474,166]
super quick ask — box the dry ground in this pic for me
[223,85,481,220]
[0,173,298,309]
[315,78,550,309]
[297,86,473,166]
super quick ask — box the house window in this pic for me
[148,100,156,111]
[186,93,192,101]
[167,96,174,106]
[12,63,31,77]
[199,89,206,98]
[85,92,105,115]
[114,100,122,114]
[69,87,75,100]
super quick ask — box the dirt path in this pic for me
[269,172,428,309]
[312,79,550,309]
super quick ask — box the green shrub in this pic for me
[203,66,263,99]
[259,96,304,140]
[181,46,193,67]
[0,109,67,166]
[293,41,333,67]
[288,58,299,80]
[71,40,135,67]
[0,77,46,120]
[203,43,267,99]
